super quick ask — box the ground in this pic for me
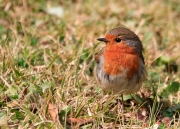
[0,0,180,128]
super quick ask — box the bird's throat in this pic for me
[103,45,139,78]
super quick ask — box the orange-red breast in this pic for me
[94,27,146,94]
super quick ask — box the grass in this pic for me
[0,0,180,128]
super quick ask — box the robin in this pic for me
[94,27,146,94]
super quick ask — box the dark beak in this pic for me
[97,38,109,43]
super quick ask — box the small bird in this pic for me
[94,27,146,94]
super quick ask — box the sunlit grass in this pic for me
[0,0,180,128]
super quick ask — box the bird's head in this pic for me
[97,27,143,55]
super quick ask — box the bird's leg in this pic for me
[121,94,125,125]
[121,95,124,110]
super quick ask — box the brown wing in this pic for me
[139,53,145,64]
[95,47,105,63]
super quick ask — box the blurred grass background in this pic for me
[0,0,180,128]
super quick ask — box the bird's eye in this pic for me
[115,38,121,43]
